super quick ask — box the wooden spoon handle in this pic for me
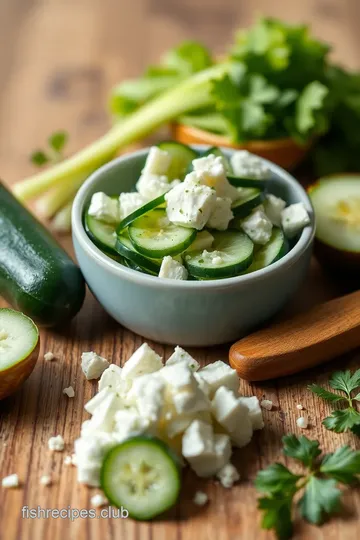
[229,290,360,381]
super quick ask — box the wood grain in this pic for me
[230,290,360,380]
[1,1,360,539]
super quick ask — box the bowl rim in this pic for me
[72,145,315,291]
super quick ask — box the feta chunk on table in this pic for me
[241,208,273,245]
[136,173,180,201]
[165,173,217,230]
[264,194,286,226]
[281,202,310,238]
[197,360,239,398]
[98,364,123,392]
[2,474,19,488]
[230,150,270,180]
[211,387,253,448]
[121,343,163,381]
[158,256,188,280]
[238,396,264,431]
[160,361,209,415]
[166,346,200,371]
[88,192,119,224]
[48,435,65,452]
[216,463,240,488]
[81,352,110,380]
[207,197,234,231]
[142,146,172,175]
[127,372,165,422]
[119,192,147,220]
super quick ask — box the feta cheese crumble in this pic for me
[48,435,65,452]
[158,256,188,280]
[297,416,309,429]
[88,192,119,224]
[260,399,273,411]
[192,154,239,201]
[44,351,55,362]
[193,491,208,506]
[40,475,52,486]
[241,208,273,245]
[2,474,19,488]
[281,203,310,238]
[121,343,163,380]
[91,493,108,508]
[63,386,75,398]
[142,146,172,176]
[64,455,73,466]
[207,197,234,231]
[264,194,286,226]
[216,463,240,488]
[296,404,304,410]
[230,150,270,180]
[119,192,147,220]
[81,352,110,380]
[136,173,180,201]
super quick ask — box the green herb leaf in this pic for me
[322,408,360,433]
[255,463,301,495]
[329,370,357,395]
[298,477,341,525]
[321,446,360,484]
[296,81,329,134]
[354,393,360,402]
[258,494,294,540]
[282,434,321,468]
[163,41,213,75]
[308,383,345,403]
[248,74,279,104]
[30,150,50,167]
[48,131,68,154]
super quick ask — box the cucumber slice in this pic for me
[116,234,162,274]
[129,209,196,258]
[227,175,267,189]
[85,214,117,254]
[0,308,39,373]
[157,141,198,180]
[117,194,166,233]
[202,146,232,173]
[101,436,181,520]
[184,230,253,278]
[231,188,265,218]
[244,228,288,273]
[309,175,360,253]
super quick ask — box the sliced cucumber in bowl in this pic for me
[101,436,181,520]
[0,308,40,400]
[129,209,196,258]
[243,228,288,273]
[157,141,198,180]
[231,188,265,218]
[117,194,166,233]
[116,234,161,274]
[85,214,117,254]
[184,230,254,279]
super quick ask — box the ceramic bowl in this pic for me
[72,146,315,346]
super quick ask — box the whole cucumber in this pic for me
[0,182,85,326]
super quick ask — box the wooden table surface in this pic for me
[1,1,360,539]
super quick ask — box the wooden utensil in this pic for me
[229,290,360,381]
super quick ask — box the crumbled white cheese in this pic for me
[260,399,273,411]
[230,150,270,180]
[98,364,123,392]
[192,154,240,201]
[186,231,214,252]
[121,343,163,380]
[216,463,240,488]
[119,192,147,220]
[127,373,165,422]
[40,475,52,486]
[281,203,310,238]
[44,351,55,362]
[142,146,172,176]
[238,396,264,431]
[90,493,108,508]
[207,197,234,231]
[88,192,119,224]
[64,455,73,466]
[165,173,217,230]
[158,256,188,280]
[200,250,224,266]
[297,416,308,429]
[136,173,179,201]
[81,352,110,380]
[48,435,65,452]
[197,361,239,397]
[2,474,19,488]
[241,209,273,245]
[212,388,253,448]
[63,386,75,398]
[193,491,208,506]
[166,346,200,371]
[296,404,304,410]
[264,194,286,226]
[182,420,218,477]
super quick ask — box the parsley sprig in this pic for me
[308,369,360,434]
[30,131,68,167]
[255,435,360,539]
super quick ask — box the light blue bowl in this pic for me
[72,146,315,346]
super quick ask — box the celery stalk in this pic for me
[35,172,86,218]
[14,62,234,201]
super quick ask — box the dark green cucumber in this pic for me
[0,182,85,326]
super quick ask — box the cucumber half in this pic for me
[244,228,288,273]
[101,436,181,520]
[231,188,265,218]
[0,309,39,400]
[184,230,254,278]
[309,175,360,253]
[116,234,161,274]
[129,209,196,258]
[157,141,198,180]
[117,194,166,233]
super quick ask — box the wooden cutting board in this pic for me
[1,1,360,539]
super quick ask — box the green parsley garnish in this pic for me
[308,369,360,434]
[255,434,360,539]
